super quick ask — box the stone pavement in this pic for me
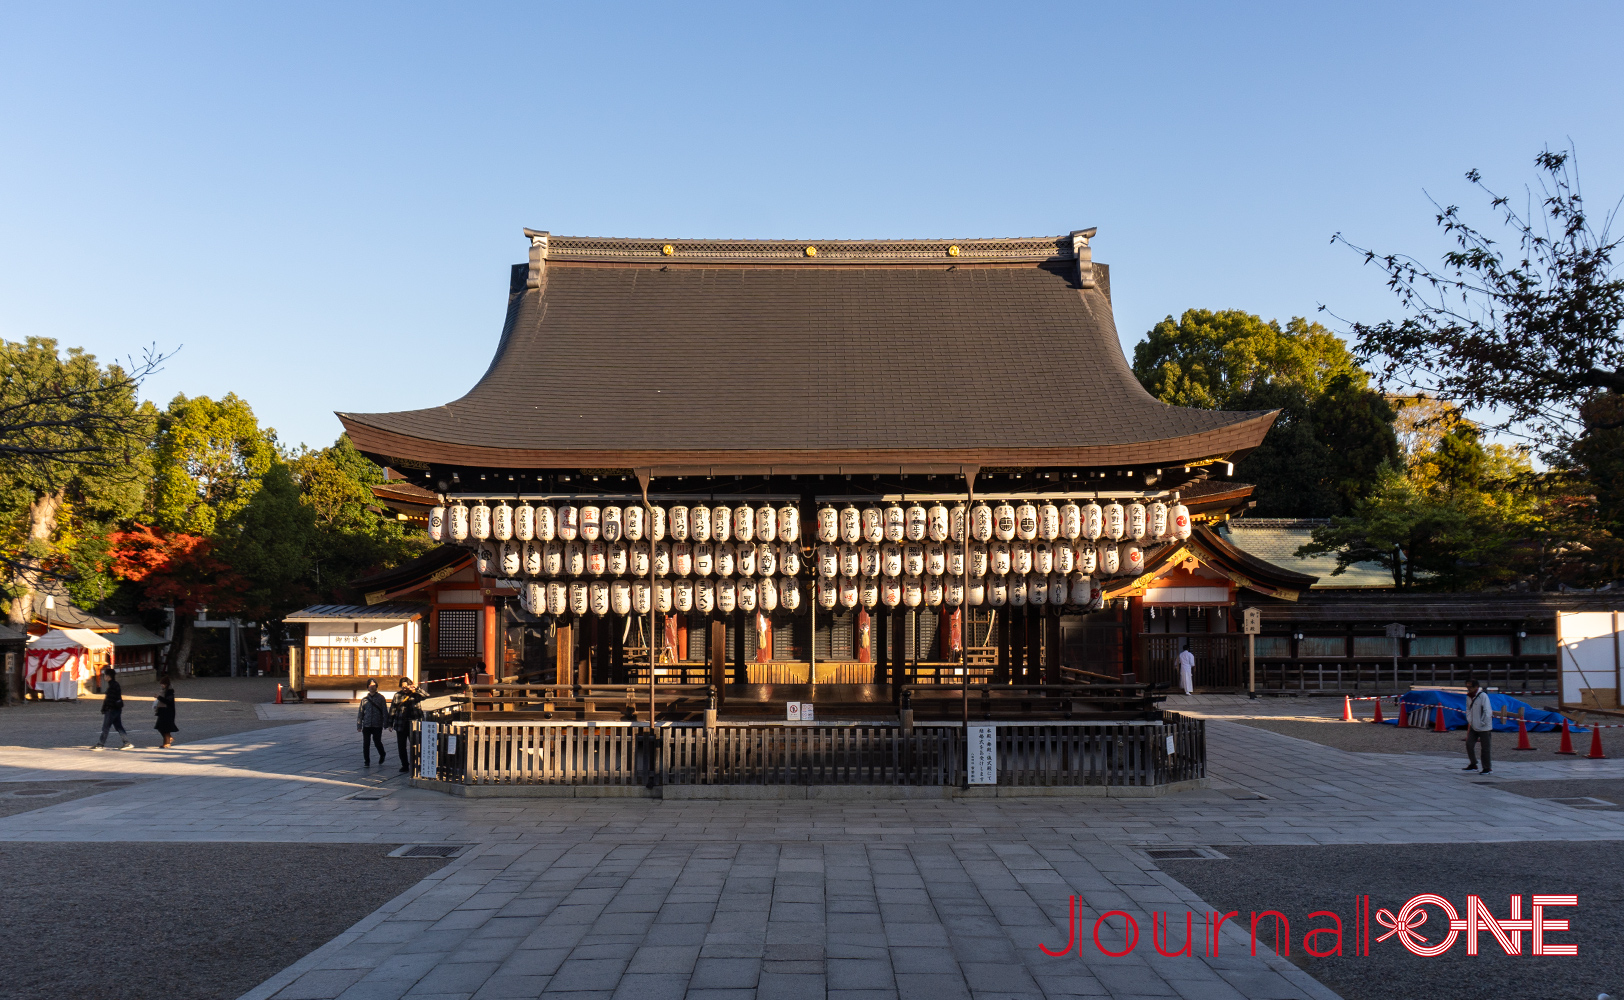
[4,699,1622,999]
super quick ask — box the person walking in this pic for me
[91,666,133,750]
[390,677,424,774]
[154,675,179,748]
[1176,644,1195,696]
[357,679,390,766]
[1463,679,1494,774]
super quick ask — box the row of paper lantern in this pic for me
[431,498,1191,546]
[472,536,1149,580]
[516,572,1105,617]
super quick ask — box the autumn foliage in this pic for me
[109,522,243,615]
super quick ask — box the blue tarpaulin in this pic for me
[1379,689,1583,732]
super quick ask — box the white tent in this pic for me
[26,628,114,700]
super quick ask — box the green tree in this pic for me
[1133,310,1397,515]
[151,393,277,537]
[290,435,431,601]
[219,463,318,620]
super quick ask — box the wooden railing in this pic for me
[415,713,1204,789]
[1254,658,1558,694]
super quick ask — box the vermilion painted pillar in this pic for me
[482,603,497,678]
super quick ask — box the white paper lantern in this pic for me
[1171,501,1192,540]
[817,507,838,543]
[653,540,671,577]
[905,505,927,542]
[735,543,756,577]
[633,579,652,615]
[1011,540,1032,576]
[557,505,579,541]
[524,540,543,577]
[674,577,693,612]
[1101,543,1120,576]
[881,542,902,577]
[840,543,860,578]
[515,503,535,541]
[925,541,945,576]
[779,576,800,611]
[717,578,737,613]
[860,576,879,608]
[903,542,925,577]
[755,506,776,542]
[1128,502,1147,541]
[428,505,446,541]
[1076,541,1097,575]
[569,581,589,616]
[668,505,689,542]
[737,579,756,612]
[492,503,513,541]
[711,505,731,542]
[969,541,988,577]
[690,505,711,543]
[544,539,564,576]
[993,503,1016,541]
[778,543,800,576]
[648,506,666,541]
[757,542,777,577]
[696,578,715,614]
[471,502,492,540]
[1032,540,1053,575]
[655,578,673,613]
[715,541,735,577]
[1028,573,1048,606]
[967,577,985,606]
[817,544,839,578]
[672,541,693,577]
[536,504,556,541]
[971,504,993,542]
[586,539,607,576]
[732,505,753,542]
[589,580,610,616]
[1081,502,1102,541]
[945,577,964,606]
[500,539,522,577]
[946,541,964,577]
[565,540,586,576]
[1123,543,1144,575]
[988,574,1008,607]
[1055,541,1075,574]
[608,540,628,576]
[1009,573,1027,607]
[1070,573,1092,606]
[1015,502,1038,541]
[859,543,880,577]
[602,506,622,542]
[949,504,967,542]
[882,576,902,608]
[630,540,650,577]
[861,507,884,543]
[927,504,949,542]
[759,576,778,612]
[1104,501,1125,541]
[580,505,601,542]
[1149,501,1168,540]
[818,577,838,609]
[924,574,944,607]
[1038,503,1059,541]
[611,579,631,615]
[777,505,799,542]
[1060,502,1081,540]
[990,540,1011,576]
[1050,572,1069,605]
[838,576,858,609]
[547,580,567,616]
[623,505,644,542]
[693,541,713,577]
[884,505,905,542]
[839,506,861,544]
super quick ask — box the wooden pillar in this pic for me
[678,615,689,662]
[996,610,1011,684]
[610,614,626,684]
[1044,611,1060,684]
[877,612,890,687]
[710,620,727,697]
[555,623,573,687]
[732,610,746,685]
[481,603,498,679]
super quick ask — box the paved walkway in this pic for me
[3,698,1620,999]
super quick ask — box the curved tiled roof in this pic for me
[340,233,1276,473]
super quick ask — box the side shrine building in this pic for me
[345,230,1300,714]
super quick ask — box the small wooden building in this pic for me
[282,603,427,701]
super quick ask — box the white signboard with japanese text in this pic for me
[420,720,438,777]
[967,725,998,785]
[306,624,406,648]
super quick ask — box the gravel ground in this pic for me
[0,842,446,1000]
[1229,716,1619,758]
[1160,843,1623,1000]
[0,677,295,750]
[1488,777,1624,810]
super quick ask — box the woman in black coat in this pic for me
[154,675,179,748]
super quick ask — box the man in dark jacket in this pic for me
[357,679,390,766]
[390,677,424,773]
[92,666,133,751]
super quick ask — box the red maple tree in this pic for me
[109,523,244,614]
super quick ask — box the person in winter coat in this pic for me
[390,677,425,774]
[1463,679,1494,774]
[154,675,179,748]
[92,667,133,750]
[357,679,390,766]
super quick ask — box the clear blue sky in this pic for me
[3,2,1620,451]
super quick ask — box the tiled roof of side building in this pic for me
[339,232,1277,471]
[1224,520,1395,589]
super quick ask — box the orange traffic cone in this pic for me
[275,683,283,705]
[1513,717,1535,751]
[1557,719,1577,755]
[1588,726,1606,760]
[1434,704,1448,732]
[1372,698,1384,724]
[1343,696,1354,722]
[1397,699,1409,728]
